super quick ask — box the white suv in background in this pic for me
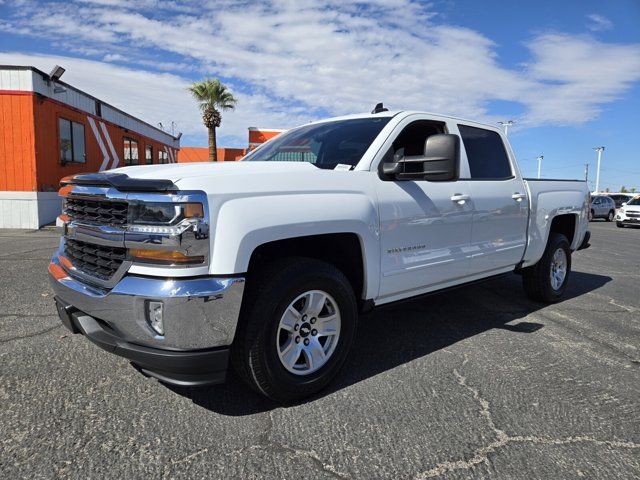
[609,193,635,210]
[616,195,640,228]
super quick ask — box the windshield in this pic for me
[244,117,391,169]
[627,196,640,206]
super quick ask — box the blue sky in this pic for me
[1,0,639,191]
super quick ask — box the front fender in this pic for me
[209,192,380,299]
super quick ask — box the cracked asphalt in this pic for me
[1,222,638,479]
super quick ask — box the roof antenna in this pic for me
[371,102,388,114]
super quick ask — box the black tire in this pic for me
[589,209,594,221]
[606,210,614,222]
[522,232,571,303]
[231,257,357,403]
[617,222,625,228]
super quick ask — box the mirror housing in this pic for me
[382,134,459,181]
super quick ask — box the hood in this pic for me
[107,161,369,196]
[109,161,318,183]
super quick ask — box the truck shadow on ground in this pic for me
[168,270,611,415]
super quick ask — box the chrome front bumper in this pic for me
[49,254,245,350]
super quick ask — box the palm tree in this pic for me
[188,79,237,162]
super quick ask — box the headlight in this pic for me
[619,208,625,215]
[127,201,208,266]
[128,202,203,225]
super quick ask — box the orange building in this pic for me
[178,146,246,162]
[0,65,180,228]
[248,127,286,150]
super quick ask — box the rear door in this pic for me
[456,123,529,276]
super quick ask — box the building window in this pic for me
[145,145,153,165]
[59,118,86,163]
[123,138,139,165]
[159,150,169,164]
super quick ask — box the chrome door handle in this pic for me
[451,194,470,205]
[512,193,526,202]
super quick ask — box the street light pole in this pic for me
[584,163,589,182]
[498,120,514,136]
[537,155,544,179]
[593,146,605,193]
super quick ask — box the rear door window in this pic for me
[458,125,512,179]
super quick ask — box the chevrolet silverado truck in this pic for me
[50,109,591,402]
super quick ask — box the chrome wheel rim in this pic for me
[550,248,567,291]
[276,290,341,375]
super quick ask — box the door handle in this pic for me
[451,194,470,205]
[512,193,526,202]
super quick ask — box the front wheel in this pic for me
[606,210,614,222]
[232,257,357,403]
[522,232,571,303]
[617,221,625,228]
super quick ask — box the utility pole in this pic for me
[593,146,605,193]
[498,120,514,136]
[537,155,544,179]
[584,163,589,182]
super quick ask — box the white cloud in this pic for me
[523,34,640,125]
[586,13,613,32]
[1,0,639,144]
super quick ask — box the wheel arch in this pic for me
[246,232,368,303]
[549,214,577,247]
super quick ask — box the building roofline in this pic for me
[248,127,287,132]
[0,65,180,142]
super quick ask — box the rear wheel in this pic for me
[522,232,571,303]
[232,257,357,403]
[606,210,614,222]
[589,209,594,221]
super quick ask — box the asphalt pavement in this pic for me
[0,221,638,479]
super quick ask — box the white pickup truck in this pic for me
[50,109,591,402]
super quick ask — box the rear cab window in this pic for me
[458,124,512,179]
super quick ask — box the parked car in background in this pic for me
[609,193,635,209]
[616,195,640,228]
[590,195,616,221]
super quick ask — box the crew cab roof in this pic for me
[307,110,501,131]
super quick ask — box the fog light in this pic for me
[147,301,164,336]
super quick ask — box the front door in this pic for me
[375,119,473,300]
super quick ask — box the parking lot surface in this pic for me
[0,222,638,479]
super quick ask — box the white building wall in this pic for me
[0,192,62,229]
[0,68,34,90]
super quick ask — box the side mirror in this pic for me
[382,134,459,181]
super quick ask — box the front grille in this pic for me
[64,239,126,281]
[66,196,128,225]
[626,212,640,218]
